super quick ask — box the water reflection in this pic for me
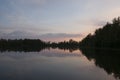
[0,48,120,80]
[0,47,79,53]
[80,48,120,80]
[0,49,82,58]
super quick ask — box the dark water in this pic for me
[0,48,120,80]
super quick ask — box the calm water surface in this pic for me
[0,48,119,80]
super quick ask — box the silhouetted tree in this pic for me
[80,17,120,48]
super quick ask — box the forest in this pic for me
[0,17,120,51]
[79,17,120,48]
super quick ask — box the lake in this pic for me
[0,48,120,80]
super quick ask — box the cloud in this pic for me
[75,19,106,26]
[1,0,120,39]
[0,31,83,42]
[93,20,107,27]
[0,31,34,39]
[0,24,51,35]
[39,33,83,41]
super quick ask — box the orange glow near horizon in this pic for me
[43,37,84,42]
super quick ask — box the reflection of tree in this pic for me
[1,50,81,57]
[0,39,47,52]
[1,38,120,79]
[50,39,79,53]
[0,39,79,52]
[80,48,120,79]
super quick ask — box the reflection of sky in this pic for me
[0,49,116,80]
[0,0,120,41]
[0,49,82,58]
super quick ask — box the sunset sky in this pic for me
[0,0,120,42]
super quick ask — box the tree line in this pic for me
[0,39,47,52]
[79,17,120,48]
[0,17,120,51]
[0,39,79,52]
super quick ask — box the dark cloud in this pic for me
[40,33,81,38]
[0,31,34,39]
[39,33,83,41]
[93,20,106,27]
[0,31,83,41]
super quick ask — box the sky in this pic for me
[0,0,120,42]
